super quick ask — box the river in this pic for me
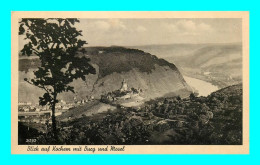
[183,75,219,97]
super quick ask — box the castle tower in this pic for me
[120,79,128,92]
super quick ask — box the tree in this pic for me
[19,18,96,142]
[176,96,181,101]
[189,93,196,101]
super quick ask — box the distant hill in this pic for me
[131,43,207,59]
[210,83,242,98]
[132,43,242,88]
[19,46,192,103]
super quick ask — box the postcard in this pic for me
[11,11,249,154]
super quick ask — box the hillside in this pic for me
[19,83,242,145]
[19,46,192,103]
[210,83,242,96]
[132,43,242,88]
[57,100,117,121]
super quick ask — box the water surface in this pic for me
[183,75,219,96]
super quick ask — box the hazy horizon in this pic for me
[19,18,242,50]
[76,18,242,46]
[82,41,242,47]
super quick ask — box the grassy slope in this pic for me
[57,100,116,121]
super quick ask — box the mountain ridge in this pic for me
[19,46,192,103]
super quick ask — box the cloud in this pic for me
[95,21,111,31]
[164,20,214,35]
[90,19,148,34]
[197,22,213,31]
[92,19,127,32]
[177,20,197,31]
[108,19,126,30]
[136,25,147,32]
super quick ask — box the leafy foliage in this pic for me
[78,46,181,78]
[19,18,96,140]
[20,19,96,104]
[19,84,242,145]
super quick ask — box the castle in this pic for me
[101,79,143,103]
[120,79,128,92]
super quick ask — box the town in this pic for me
[18,96,96,124]
[18,79,143,124]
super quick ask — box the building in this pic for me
[120,79,128,92]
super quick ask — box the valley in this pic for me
[18,45,243,145]
[132,43,242,88]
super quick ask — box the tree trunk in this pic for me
[51,93,58,143]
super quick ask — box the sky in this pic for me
[75,18,242,46]
[19,18,242,49]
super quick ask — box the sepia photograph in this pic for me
[11,11,249,154]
